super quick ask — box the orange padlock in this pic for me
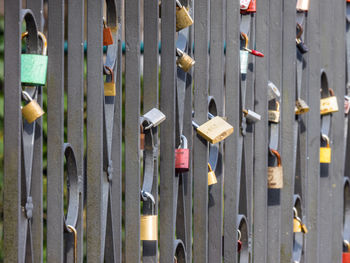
[103,20,114,46]
[343,240,350,263]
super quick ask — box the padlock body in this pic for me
[237,240,242,252]
[208,171,217,185]
[197,116,234,144]
[301,224,308,234]
[240,0,251,10]
[293,218,302,232]
[296,0,309,11]
[140,133,145,150]
[345,99,350,114]
[177,53,195,72]
[103,27,114,46]
[296,41,309,54]
[320,146,331,163]
[343,252,350,263]
[21,54,48,86]
[268,110,280,123]
[320,96,339,115]
[176,7,193,32]
[295,98,310,115]
[245,109,261,123]
[22,100,45,123]
[241,0,256,13]
[267,166,283,189]
[140,215,158,240]
[104,82,116,96]
[240,50,249,74]
[175,148,190,172]
[143,108,166,127]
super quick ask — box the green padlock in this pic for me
[21,31,48,86]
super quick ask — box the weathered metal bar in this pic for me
[67,0,84,261]
[46,0,65,261]
[124,0,141,261]
[86,0,104,261]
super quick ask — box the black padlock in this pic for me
[296,23,308,54]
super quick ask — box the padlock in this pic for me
[296,23,309,54]
[296,0,309,12]
[293,218,302,232]
[240,0,251,10]
[175,135,190,172]
[320,88,339,115]
[21,31,48,86]
[345,95,350,115]
[21,91,45,124]
[320,134,331,163]
[343,240,350,263]
[192,116,234,144]
[142,108,166,129]
[268,101,280,123]
[295,98,310,115]
[237,229,242,252]
[293,208,308,233]
[140,192,158,241]
[268,81,281,100]
[208,163,217,186]
[176,48,195,72]
[268,149,283,189]
[241,32,264,57]
[240,50,249,74]
[104,66,116,96]
[176,0,193,32]
[243,109,261,123]
[103,19,114,46]
[140,125,145,150]
[241,0,256,14]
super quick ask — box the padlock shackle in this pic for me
[141,190,155,205]
[296,23,303,39]
[240,32,249,49]
[104,65,114,80]
[21,90,33,102]
[176,0,183,8]
[176,48,184,57]
[344,240,350,252]
[179,134,188,149]
[237,229,242,241]
[321,133,330,147]
[293,207,299,218]
[208,163,213,172]
[22,31,47,56]
[270,149,282,166]
[329,87,335,96]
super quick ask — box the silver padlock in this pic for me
[240,50,249,74]
[243,109,261,123]
[268,81,280,100]
[142,108,166,129]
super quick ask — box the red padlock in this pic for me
[175,135,190,173]
[241,0,256,14]
[345,96,350,115]
[343,240,350,263]
[237,229,242,252]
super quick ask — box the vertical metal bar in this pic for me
[208,0,224,261]
[86,0,103,261]
[124,0,141,261]
[159,0,176,262]
[67,0,84,262]
[252,0,269,260]
[3,1,21,262]
[46,0,65,261]
[279,0,296,260]
[143,0,159,261]
[303,1,320,262]
[331,0,346,260]
[224,0,240,262]
[193,0,209,261]
[26,0,44,262]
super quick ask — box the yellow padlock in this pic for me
[104,66,116,96]
[293,218,302,232]
[21,91,45,123]
[176,48,195,72]
[320,88,339,115]
[293,207,308,233]
[208,163,217,186]
[140,193,158,241]
[176,0,193,31]
[320,134,331,163]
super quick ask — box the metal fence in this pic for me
[3,0,350,262]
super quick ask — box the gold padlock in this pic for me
[268,149,283,189]
[293,208,308,233]
[21,91,45,123]
[320,88,339,115]
[320,134,331,163]
[208,163,217,186]
[193,116,234,144]
[176,0,193,32]
[140,193,158,241]
[268,101,280,123]
[296,0,309,12]
[176,48,195,72]
[104,66,116,96]
[295,98,310,115]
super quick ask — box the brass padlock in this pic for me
[293,218,302,232]
[192,116,234,144]
[320,88,339,115]
[296,0,309,12]
[21,91,45,123]
[176,0,193,32]
[140,193,158,241]
[140,125,145,150]
[208,163,217,186]
[320,134,331,163]
[176,48,195,72]
[268,149,283,189]
[104,66,116,96]
[293,208,308,233]
[295,98,310,115]
[268,101,280,123]
[103,19,114,46]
